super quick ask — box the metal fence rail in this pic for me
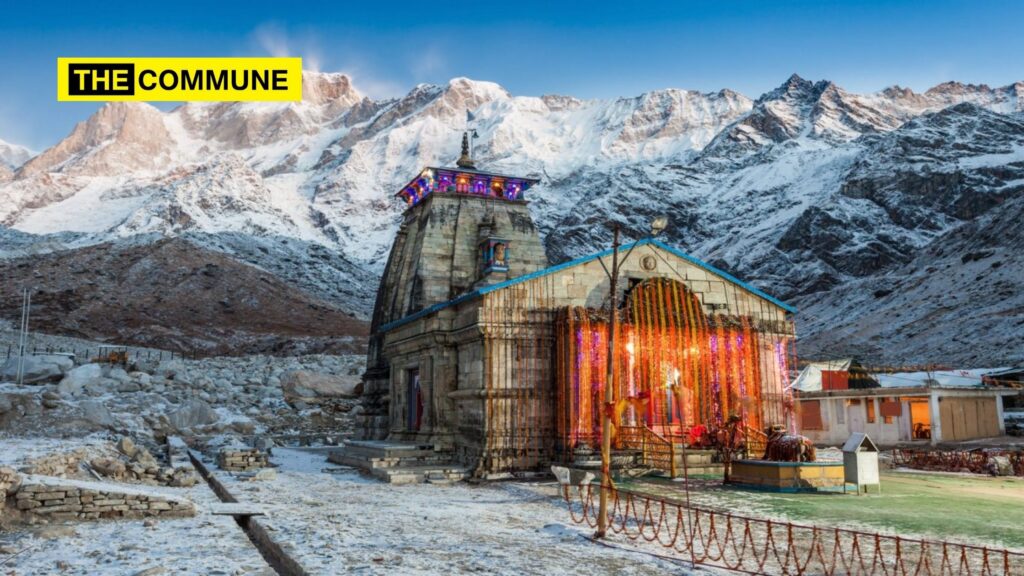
[3,345,202,362]
[562,483,1024,575]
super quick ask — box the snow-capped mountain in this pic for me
[0,138,33,174]
[1,72,1022,365]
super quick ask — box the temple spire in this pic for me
[456,131,476,169]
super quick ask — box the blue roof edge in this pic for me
[647,238,798,314]
[377,238,796,333]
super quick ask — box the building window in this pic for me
[800,400,823,430]
[836,399,845,424]
[866,398,876,424]
[481,238,509,274]
[880,397,900,424]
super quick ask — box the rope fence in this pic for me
[562,483,1024,575]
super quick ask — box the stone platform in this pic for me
[328,440,469,485]
[727,459,846,493]
[572,448,725,477]
[669,449,726,476]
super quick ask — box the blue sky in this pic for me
[2,0,1022,150]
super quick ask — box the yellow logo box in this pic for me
[57,57,303,102]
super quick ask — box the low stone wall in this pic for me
[0,466,22,499]
[728,459,846,492]
[218,449,269,471]
[12,476,195,521]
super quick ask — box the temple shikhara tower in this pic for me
[349,135,797,481]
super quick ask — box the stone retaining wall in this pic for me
[12,476,195,521]
[0,466,22,499]
[218,449,268,471]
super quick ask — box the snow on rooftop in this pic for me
[792,363,1012,392]
[875,368,1010,389]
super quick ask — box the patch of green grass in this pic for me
[621,471,1024,549]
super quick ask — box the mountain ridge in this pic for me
[1,71,1022,366]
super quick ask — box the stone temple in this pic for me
[343,136,797,482]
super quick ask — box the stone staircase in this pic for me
[671,449,725,476]
[327,440,469,485]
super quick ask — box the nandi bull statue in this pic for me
[763,424,817,462]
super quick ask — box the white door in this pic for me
[848,402,866,434]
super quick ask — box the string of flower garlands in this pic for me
[562,483,1024,575]
[555,277,794,451]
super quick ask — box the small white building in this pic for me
[793,366,1016,446]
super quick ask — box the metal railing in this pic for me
[3,345,203,363]
[617,425,678,476]
[742,426,768,460]
[563,483,1024,575]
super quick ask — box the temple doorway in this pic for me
[406,368,423,431]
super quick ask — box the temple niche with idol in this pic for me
[346,135,797,481]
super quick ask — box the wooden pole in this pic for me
[596,225,621,538]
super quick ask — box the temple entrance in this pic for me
[406,368,423,431]
[555,277,794,452]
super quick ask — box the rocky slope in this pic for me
[0,72,1021,365]
[0,237,367,355]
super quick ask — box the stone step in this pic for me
[673,451,716,466]
[327,451,453,470]
[374,465,470,485]
[208,502,266,516]
[343,447,440,460]
[673,464,725,476]
[342,440,437,459]
[327,442,467,484]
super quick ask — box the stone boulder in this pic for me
[79,400,117,429]
[0,466,22,498]
[281,370,363,406]
[90,457,127,477]
[57,363,105,396]
[0,391,40,429]
[167,399,219,431]
[117,436,138,458]
[108,367,131,383]
[0,355,74,384]
[153,359,186,379]
[988,456,1014,476]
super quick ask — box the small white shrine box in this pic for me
[842,432,880,494]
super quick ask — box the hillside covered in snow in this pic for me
[0,72,1021,365]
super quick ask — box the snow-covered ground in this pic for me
[212,448,708,575]
[0,437,274,576]
[2,436,714,575]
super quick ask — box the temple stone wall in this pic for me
[359,191,551,443]
[357,164,794,476]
